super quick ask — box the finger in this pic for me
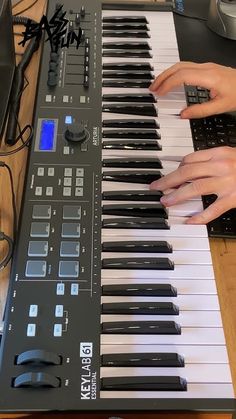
[186,197,233,224]
[149,62,198,92]
[181,97,229,119]
[150,161,219,192]
[160,177,220,207]
[180,146,235,165]
[152,68,217,96]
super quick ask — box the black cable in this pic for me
[0,232,14,271]
[173,10,207,22]
[5,16,41,146]
[0,125,33,156]
[1,163,18,243]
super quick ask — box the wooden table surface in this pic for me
[0,0,235,418]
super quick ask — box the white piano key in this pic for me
[102,265,215,279]
[168,201,204,217]
[101,295,219,310]
[101,364,232,382]
[101,344,229,364]
[102,236,210,251]
[102,148,194,160]
[101,327,225,345]
[160,127,192,138]
[102,250,212,264]
[102,222,208,237]
[101,384,234,399]
[101,279,217,295]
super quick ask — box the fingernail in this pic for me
[160,196,172,205]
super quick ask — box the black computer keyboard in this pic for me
[186,86,236,238]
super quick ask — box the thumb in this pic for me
[181,98,227,119]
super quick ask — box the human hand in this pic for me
[149,62,236,118]
[150,146,236,224]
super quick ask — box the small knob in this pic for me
[47,71,57,87]
[49,61,58,72]
[64,123,87,143]
[50,52,59,62]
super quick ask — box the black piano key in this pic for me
[102,284,177,297]
[102,24,149,31]
[101,352,184,367]
[103,129,160,139]
[102,190,163,201]
[102,16,149,23]
[102,240,172,253]
[102,50,152,58]
[102,71,154,80]
[102,158,162,168]
[101,320,180,334]
[102,30,150,38]
[102,62,153,71]
[102,80,152,88]
[102,119,159,129]
[102,94,156,103]
[102,257,174,270]
[103,42,151,50]
[102,140,162,150]
[102,104,157,117]
[103,203,167,217]
[101,376,187,391]
[102,217,169,229]
[102,170,162,184]
[102,302,179,315]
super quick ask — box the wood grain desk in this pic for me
[0,0,235,418]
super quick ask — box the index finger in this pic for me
[149,61,197,92]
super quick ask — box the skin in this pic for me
[149,62,236,224]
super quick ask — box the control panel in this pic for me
[0,0,103,411]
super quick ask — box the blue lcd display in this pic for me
[39,119,55,151]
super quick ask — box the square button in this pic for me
[25,261,47,277]
[61,223,80,238]
[71,283,79,295]
[63,206,81,220]
[59,261,79,278]
[64,168,72,177]
[28,241,48,257]
[35,186,43,196]
[54,324,62,337]
[64,177,72,187]
[76,178,84,187]
[55,305,64,317]
[30,223,50,237]
[60,241,80,257]
[27,324,36,337]
[63,187,72,197]
[37,167,44,176]
[32,205,51,219]
[56,283,65,295]
[29,305,38,318]
[75,187,83,197]
[46,187,53,196]
[76,168,84,177]
[48,167,55,177]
